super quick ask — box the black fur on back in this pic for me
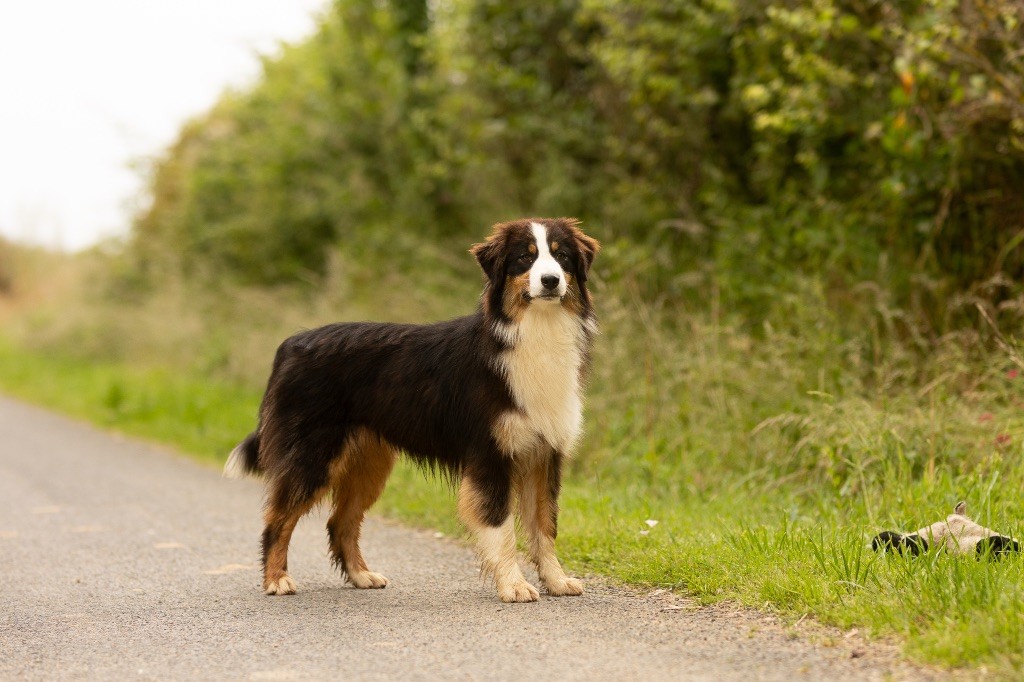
[254,313,517,502]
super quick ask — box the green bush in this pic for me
[126,0,1024,332]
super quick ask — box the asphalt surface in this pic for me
[0,395,935,681]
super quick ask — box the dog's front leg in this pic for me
[458,461,539,603]
[518,450,583,596]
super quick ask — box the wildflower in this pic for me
[979,413,994,423]
[1008,369,1019,379]
[996,434,1011,446]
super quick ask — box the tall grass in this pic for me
[2,237,1024,672]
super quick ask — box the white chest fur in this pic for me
[492,306,589,456]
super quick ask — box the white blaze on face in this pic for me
[529,222,565,298]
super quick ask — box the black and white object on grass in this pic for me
[871,502,1020,558]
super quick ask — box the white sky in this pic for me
[0,0,325,251]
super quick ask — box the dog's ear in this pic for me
[470,231,506,284]
[564,218,600,283]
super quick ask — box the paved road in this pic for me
[0,396,932,681]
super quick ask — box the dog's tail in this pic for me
[224,431,262,478]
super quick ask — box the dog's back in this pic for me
[255,317,512,491]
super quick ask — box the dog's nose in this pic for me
[541,274,560,290]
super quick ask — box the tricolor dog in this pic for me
[225,218,599,602]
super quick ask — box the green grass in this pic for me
[0,337,258,463]
[2,336,1023,675]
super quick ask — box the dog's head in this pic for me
[471,218,600,323]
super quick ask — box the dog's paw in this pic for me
[264,574,297,595]
[498,578,540,603]
[544,576,584,597]
[348,570,389,589]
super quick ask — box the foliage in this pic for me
[133,1,439,284]
[127,0,1024,329]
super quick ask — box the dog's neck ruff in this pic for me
[490,306,594,456]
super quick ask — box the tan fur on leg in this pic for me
[518,459,583,597]
[458,477,538,603]
[263,493,319,595]
[326,429,397,588]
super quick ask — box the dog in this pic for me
[225,217,600,602]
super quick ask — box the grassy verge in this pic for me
[0,337,258,462]
[2,337,1023,674]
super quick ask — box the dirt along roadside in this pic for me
[0,395,937,680]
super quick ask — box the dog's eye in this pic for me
[555,252,571,265]
[517,253,533,263]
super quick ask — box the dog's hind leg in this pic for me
[518,451,583,597]
[262,477,324,595]
[326,430,397,589]
[459,459,539,603]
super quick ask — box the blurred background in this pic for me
[2,1,1024,665]
[0,0,323,250]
